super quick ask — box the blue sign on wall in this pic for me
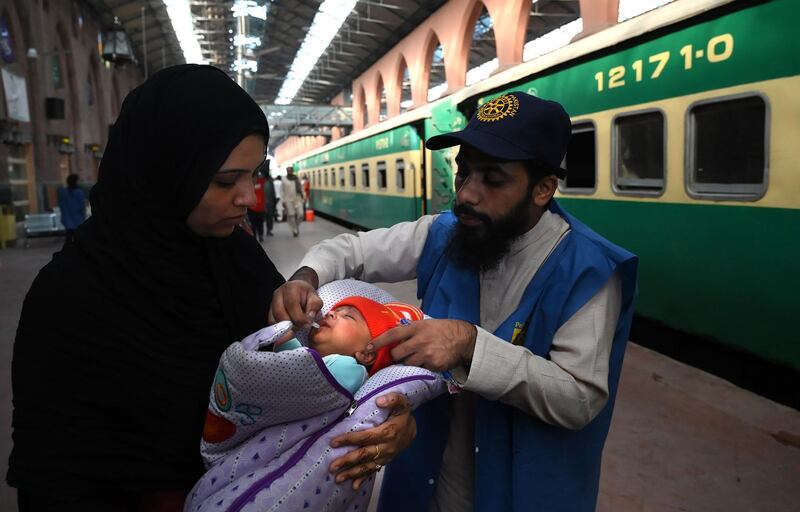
[0,15,16,64]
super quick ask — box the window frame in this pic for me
[611,108,667,198]
[684,92,770,201]
[395,158,406,191]
[339,166,345,188]
[377,161,387,190]
[361,162,370,189]
[349,165,356,187]
[558,119,597,196]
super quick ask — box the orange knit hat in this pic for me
[328,297,424,375]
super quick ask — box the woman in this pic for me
[7,65,414,511]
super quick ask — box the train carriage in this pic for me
[286,0,800,375]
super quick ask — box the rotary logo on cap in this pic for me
[476,94,520,122]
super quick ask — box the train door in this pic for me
[412,121,426,217]
[424,101,465,214]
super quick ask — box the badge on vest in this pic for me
[511,320,528,345]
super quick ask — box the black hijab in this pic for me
[8,65,285,497]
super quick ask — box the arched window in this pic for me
[360,86,368,127]
[377,75,387,122]
[466,6,498,86]
[427,34,446,102]
[399,58,412,113]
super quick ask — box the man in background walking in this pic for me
[280,166,304,237]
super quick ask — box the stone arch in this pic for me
[464,0,499,86]
[375,72,387,122]
[420,29,446,102]
[448,0,494,89]
[354,83,367,130]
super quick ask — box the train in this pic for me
[285,0,800,377]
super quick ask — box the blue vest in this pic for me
[378,201,638,512]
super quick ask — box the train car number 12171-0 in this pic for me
[593,33,734,92]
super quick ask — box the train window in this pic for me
[324,169,329,187]
[687,94,767,199]
[339,166,345,188]
[361,163,370,188]
[396,159,406,191]
[349,165,356,187]
[612,110,665,195]
[377,161,387,189]
[560,122,596,194]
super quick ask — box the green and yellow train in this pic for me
[288,0,800,373]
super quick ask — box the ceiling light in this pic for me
[163,0,206,64]
[233,35,262,47]
[232,1,268,20]
[275,0,358,105]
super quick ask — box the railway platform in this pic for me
[1,217,798,512]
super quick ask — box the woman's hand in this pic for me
[268,267,322,328]
[328,393,416,490]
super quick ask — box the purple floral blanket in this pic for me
[185,284,446,512]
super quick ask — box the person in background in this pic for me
[57,173,86,243]
[264,167,276,237]
[280,166,304,237]
[301,174,311,215]
[247,166,267,242]
[273,174,282,223]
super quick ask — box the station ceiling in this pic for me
[85,0,581,146]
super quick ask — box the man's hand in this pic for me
[329,393,416,490]
[367,319,478,372]
[268,267,323,328]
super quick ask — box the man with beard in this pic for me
[269,92,638,512]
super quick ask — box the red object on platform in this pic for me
[305,209,315,222]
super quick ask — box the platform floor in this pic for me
[1,218,798,511]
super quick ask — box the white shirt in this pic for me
[298,210,622,511]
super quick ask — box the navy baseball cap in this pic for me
[426,92,572,177]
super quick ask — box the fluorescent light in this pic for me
[618,0,673,22]
[163,0,206,64]
[233,59,258,73]
[523,19,582,62]
[233,35,262,47]
[276,0,359,105]
[232,1,268,20]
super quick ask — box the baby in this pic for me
[188,283,445,512]
[277,296,425,393]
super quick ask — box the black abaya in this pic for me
[7,65,285,500]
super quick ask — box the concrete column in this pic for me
[385,56,403,118]
[484,0,529,71]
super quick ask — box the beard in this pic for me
[446,194,533,273]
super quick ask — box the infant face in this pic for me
[309,305,372,357]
